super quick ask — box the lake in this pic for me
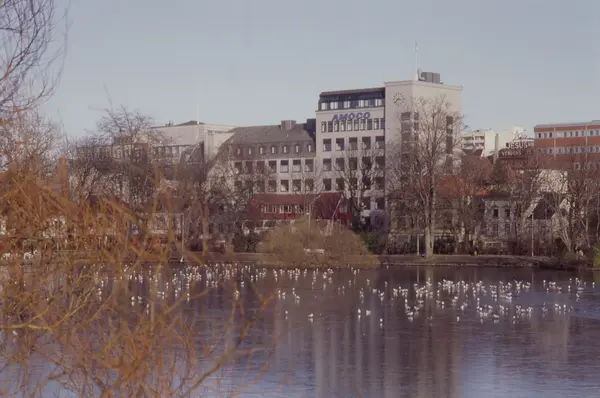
[3,265,600,397]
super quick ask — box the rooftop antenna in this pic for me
[414,40,419,81]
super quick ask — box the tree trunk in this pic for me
[200,203,209,256]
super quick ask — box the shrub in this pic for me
[258,217,379,268]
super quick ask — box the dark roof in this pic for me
[319,87,385,97]
[532,193,559,220]
[225,122,313,145]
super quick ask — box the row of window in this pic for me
[322,136,384,152]
[234,155,386,174]
[234,143,314,157]
[320,98,384,111]
[321,156,385,171]
[236,177,385,194]
[235,159,315,174]
[537,130,600,139]
[539,146,600,155]
[321,118,385,133]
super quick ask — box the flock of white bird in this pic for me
[86,264,598,329]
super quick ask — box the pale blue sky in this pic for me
[44,0,600,137]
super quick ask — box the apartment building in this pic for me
[461,126,525,157]
[534,120,600,167]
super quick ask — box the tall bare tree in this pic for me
[0,0,66,120]
[0,109,60,175]
[387,95,464,257]
[439,154,491,252]
[332,140,385,230]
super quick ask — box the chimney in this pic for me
[280,120,296,130]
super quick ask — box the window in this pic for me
[305,179,314,192]
[323,158,332,171]
[280,160,289,173]
[493,208,499,218]
[280,180,289,192]
[349,157,358,170]
[374,176,384,190]
[234,162,242,173]
[321,102,328,111]
[363,176,372,190]
[293,179,301,193]
[270,145,277,154]
[349,137,358,150]
[343,100,351,109]
[347,120,353,132]
[362,197,371,210]
[259,146,265,155]
[335,138,345,151]
[257,161,266,173]
[375,156,385,169]
[323,178,332,191]
[374,118,380,130]
[336,178,345,191]
[334,121,339,132]
[335,158,344,171]
[268,160,277,173]
[362,157,372,170]
[327,121,333,132]
[236,148,241,155]
[330,101,339,110]
[294,144,301,153]
[292,159,301,172]
[283,145,289,154]
[268,180,277,192]
[505,208,511,218]
[375,98,383,106]
[321,122,326,132]
[304,159,314,172]
[367,119,373,130]
[256,180,265,192]
[362,136,371,149]
[248,147,253,155]
[354,120,359,130]
[375,136,385,149]
[491,223,499,236]
[375,197,385,210]
[244,161,253,173]
[323,139,332,152]
[381,118,385,129]
[504,222,511,236]
[307,143,313,152]
[341,120,346,132]
[360,119,365,130]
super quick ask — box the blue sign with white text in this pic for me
[331,112,371,121]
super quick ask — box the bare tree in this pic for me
[387,95,464,257]
[332,140,385,231]
[547,155,600,252]
[0,110,60,175]
[93,106,167,212]
[439,154,491,252]
[66,134,115,201]
[0,0,66,119]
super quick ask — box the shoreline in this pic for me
[5,251,594,270]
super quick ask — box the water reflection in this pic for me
[2,265,600,397]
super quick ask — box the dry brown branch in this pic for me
[0,123,274,396]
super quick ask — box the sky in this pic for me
[43,0,600,138]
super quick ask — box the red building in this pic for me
[243,192,349,232]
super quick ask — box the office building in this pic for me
[315,71,462,214]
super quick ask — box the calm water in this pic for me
[4,265,600,397]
